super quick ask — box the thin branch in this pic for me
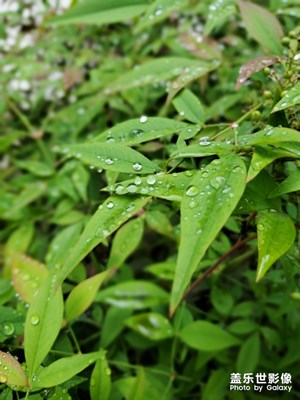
[182,234,257,302]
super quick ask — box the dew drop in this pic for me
[132,162,143,171]
[210,176,225,189]
[30,314,40,326]
[189,200,198,209]
[186,185,199,196]
[211,159,221,166]
[90,378,96,387]
[116,184,126,194]
[139,115,148,123]
[107,201,114,209]
[199,136,211,146]
[257,223,265,231]
[131,129,143,136]
[232,166,242,173]
[105,158,114,165]
[127,184,138,193]
[134,177,142,185]
[105,368,111,376]
[0,375,7,383]
[146,175,156,185]
[2,322,15,336]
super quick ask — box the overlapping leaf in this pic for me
[269,170,300,197]
[90,350,111,400]
[272,82,300,113]
[0,351,29,387]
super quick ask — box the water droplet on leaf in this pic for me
[30,314,40,326]
[186,185,199,196]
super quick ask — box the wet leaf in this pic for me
[205,0,237,35]
[171,141,233,158]
[65,271,110,322]
[256,210,296,281]
[58,196,150,284]
[268,170,300,197]
[170,154,246,313]
[236,56,278,89]
[125,313,173,340]
[108,218,144,268]
[240,126,300,146]
[272,82,300,113]
[172,89,205,124]
[238,1,283,54]
[90,350,111,400]
[24,275,64,380]
[95,281,169,309]
[179,321,240,351]
[0,351,29,387]
[33,352,101,388]
[61,143,158,175]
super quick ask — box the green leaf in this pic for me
[106,57,219,94]
[236,333,260,373]
[256,210,296,281]
[227,319,258,335]
[247,145,298,182]
[33,352,101,388]
[238,1,283,54]
[11,254,48,304]
[94,117,191,146]
[128,367,146,400]
[201,369,228,400]
[65,271,110,322]
[61,143,158,175]
[24,275,64,380]
[240,126,300,146]
[172,89,205,124]
[170,154,247,313]
[58,195,150,284]
[0,306,25,343]
[204,0,237,35]
[0,351,29,387]
[269,170,300,197]
[272,82,300,113]
[179,321,240,351]
[106,170,202,202]
[49,0,148,26]
[171,141,233,159]
[125,313,173,340]
[108,218,144,268]
[101,308,132,348]
[135,0,188,32]
[90,350,111,400]
[95,281,169,309]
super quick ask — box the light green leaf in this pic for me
[14,160,54,177]
[201,369,228,400]
[11,254,48,304]
[247,145,298,182]
[171,141,233,158]
[172,89,205,124]
[135,0,188,32]
[272,82,300,112]
[65,271,110,322]
[58,196,150,284]
[256,210,296,281]
[227,319,258,335]
[106,170,201,202]
[179,321,240,351]
[145,261,175,281]
[205,0,237,35]
[24,275,64,380]
[170,154,246,313]
[125,313,173,340]
[48,0,148,26]
[269,170,300,197]
[106,57,219,94]
[33,352,101,388]
[236,333,260,373]
[0,351,29,387]
[240,126,300,146]
[238,1,283,54]
[0,306,25,342]
[94,117,191,145]
[101,308,132,348]
[61,143,158,175]
[278,7,300,18]
[145,210,174,238]
[90,350,111,400]
[95,281,169,309]
[108,218,144,268]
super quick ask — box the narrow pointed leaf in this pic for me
[108,218,144,268]
[90,350,111,400]
[272,82,300,113]
[236,333,260,373]
[33,352,101,388]
[179,321,240,351]
[240,126,300,146]
[172,89,205,124]
[65,271,110,322]
[135,0,188,32]
[60,143,158,174]
[171,141,233,158]
[49,0,148,26]
[58,196,150,284]
[238,1,283,54]
[24,275,64,380]
[106,170,201,202]
[125,313,173,340]
[0,351,29,387]
[94,117,191,145]
[256,211,296,281]
[269,170,300,197]
[170,154,247,314]
[205,0,236,35]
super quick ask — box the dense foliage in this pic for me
[0,0,300,399]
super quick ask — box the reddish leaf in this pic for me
[236,56,278,89]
